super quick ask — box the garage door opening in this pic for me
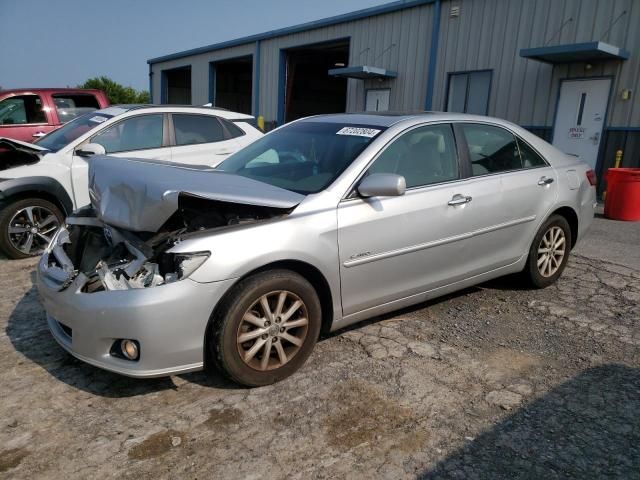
[283,40,349,123]
[213,56,253,114]
[163,66,191,104]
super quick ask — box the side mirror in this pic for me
[357,173,406,198]
[75,143,106,157]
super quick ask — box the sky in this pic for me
[0,0,390,92]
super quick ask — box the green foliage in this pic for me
[78,76,150,104]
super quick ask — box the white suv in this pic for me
[0,105,262,258]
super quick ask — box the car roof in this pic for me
[0,88,104,95]
[298,112,519,128]
[111,104,255,120]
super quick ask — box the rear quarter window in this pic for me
[221,119,246,139]
[52,94,101,123]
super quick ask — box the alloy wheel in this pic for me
[537,226,565,278]
[8,206,60,255]
[236,290,309,371]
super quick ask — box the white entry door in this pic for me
[365,89,390,112]
[552,78,611,169]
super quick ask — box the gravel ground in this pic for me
[1,250,639,479]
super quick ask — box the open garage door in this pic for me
[284,40,349,123]
[164,67,191,104]
[214,56,253,114]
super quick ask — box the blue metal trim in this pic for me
[606,127,640,132]
[520,125,552,130]
[277,50,286,125]
[520,41,630,63]
[160,70,166,104]
[148,64,153,103]
[147,0,436,64]
[253,40,261,116]
[208,62,216,104]
[424,0,441,110]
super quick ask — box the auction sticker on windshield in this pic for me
[336,127,381,138]
[89,116,108,123]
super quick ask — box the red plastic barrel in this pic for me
[604,168,640,221]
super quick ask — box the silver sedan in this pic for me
[37,113,596,386]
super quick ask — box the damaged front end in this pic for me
[40,196,291,293]
[40,155,303,293]
[0,137,48,171]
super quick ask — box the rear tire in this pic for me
[0,198,64,259]
[524,214,571,288]
[207,269,322,387]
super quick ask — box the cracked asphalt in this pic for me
[1,217,639,479]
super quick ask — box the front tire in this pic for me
[524,214,571,288]
[0,198,64,259]
[207,270,322,387]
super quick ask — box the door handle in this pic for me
[538,177,554,186]
[448,194,472,206]
[32,132,46,138]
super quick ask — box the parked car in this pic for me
[0,105,262,258]
[0,88,110,142]
[37,113,596,386]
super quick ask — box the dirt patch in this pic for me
[202,407,243,428]
[0,447,29,473]
[324,379,427,451]
[127,429,185,460]
[483,347,543,372]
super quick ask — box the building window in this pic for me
[365,89,390,112]
[446,70,492,115]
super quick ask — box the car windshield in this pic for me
[35,112,114,152]
[218,122,384,194]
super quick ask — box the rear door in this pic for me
[457,123,558,272]
[70,113,170,207]
[169,113,240,167]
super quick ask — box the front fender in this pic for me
[0,176,74,214]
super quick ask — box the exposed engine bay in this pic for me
[41,195,290,292]
[0,138,42,171]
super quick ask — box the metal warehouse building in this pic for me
[148,0,639,190]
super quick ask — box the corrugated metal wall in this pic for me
[150,0,638,130]
[257,4,434,121]
[151,4,435,121]
[151,43,256,106]
[433,0,640,128]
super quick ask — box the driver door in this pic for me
[70,113,170,207]
[337,123,476,316]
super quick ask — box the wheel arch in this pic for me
[204,259,336,367]
[549,206,579,249]
[0,176,73,215]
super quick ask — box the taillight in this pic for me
[586,169,597,186]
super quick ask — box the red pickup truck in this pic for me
[0,88,109,143]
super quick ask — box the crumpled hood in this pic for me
[88,155,305,232]
[0,137,49,153]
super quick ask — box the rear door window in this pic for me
[52,94,101,123]
[91,114,164,153]
[0,95,47,125]
[220,119,246,139]
[517,138,547,168]
[460,124,522,176]
[172,114,226,145]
